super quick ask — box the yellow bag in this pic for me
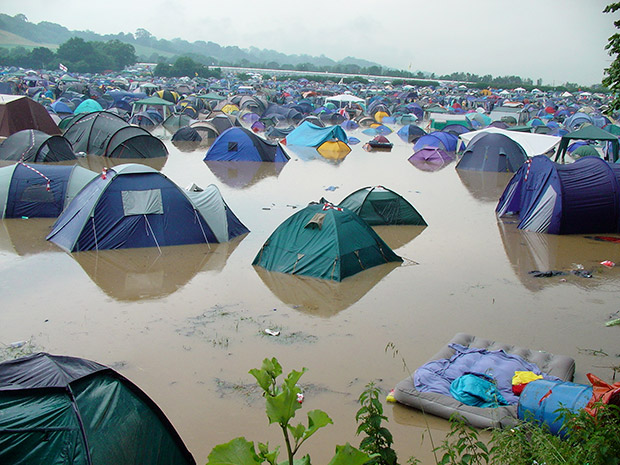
[512,371,543,385]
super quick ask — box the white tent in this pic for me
[458,127,561,158]
[324,94,366,108]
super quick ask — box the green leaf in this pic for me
[257,442,279,465]
[288,422,306,442]
[265,385,302,425]
[250,367,274,394]
[206,437,262,465]
[326,443,372,465]
[303,409,333,440]
[283,368,307,391]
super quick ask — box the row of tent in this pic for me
[0,160,426,281]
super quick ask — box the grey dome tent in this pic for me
[456,132,528,172]
[0,352,195,465]
[338,186,427,226]
[0,163,96,218]
[63,111,168,158]
[0,129,76,162]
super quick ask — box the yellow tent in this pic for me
[316,140,351,160]
[221,104,240,114]
[374,111,389,123]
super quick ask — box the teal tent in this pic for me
[338,186,427,226]
[253,202,402,281]
[555,124,619,162]
[284,121,348,147]
[0,353,195,465]
[74,99,104,115]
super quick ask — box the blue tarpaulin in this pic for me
[285,121,348,147]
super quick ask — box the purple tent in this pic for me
[496,155,620,234]
[408,147,454,172]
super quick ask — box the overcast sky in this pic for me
[3,0,616,86]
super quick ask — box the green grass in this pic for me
[0,29,58,50]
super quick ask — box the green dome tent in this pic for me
[0,353,195,465]
[337,185,427,226]
[253,202,402,281]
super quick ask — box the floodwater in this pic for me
[1,130,619,464]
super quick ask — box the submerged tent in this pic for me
[0,163,96,218]
[63,111,168,158]
[456,132,528,172]
[252,202,402,281]
[554,124,620,163]
[284,121,348,147]
[338,186,427,226]
[0,94,61,137]
[47,164,247,252]
[316,140,351,160]
[397,124,427,143]
[413,131,458,152]
[0,352,195,465]
[496,155,620,234]
[0,129,76,162]
[204,127,290,162]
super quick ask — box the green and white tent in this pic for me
[0,353,195,465]
[338,185,427,226]
[253,202,402,281]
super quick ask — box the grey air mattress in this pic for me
[392,333,576,428]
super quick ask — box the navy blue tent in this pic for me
[413,131,458,152]
[0,163,96,218]
[496,155,620,234]
[47,164,248,251]
[456,133,528,172]
[204,127,290,162]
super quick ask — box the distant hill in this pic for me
[0,13,383,70]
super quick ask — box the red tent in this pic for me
[0,95,60,137]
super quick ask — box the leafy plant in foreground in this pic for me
[356,382,398,465]
[435,414,489,465]
[205,357,371,465]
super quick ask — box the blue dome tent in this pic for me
[47,164,248,252]
[496,155,620,234]
[0,163,96,218]
[204,127,290,162]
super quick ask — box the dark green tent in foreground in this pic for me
[0,353,195,465]
[338,185,427,226]
[253,202,402,281]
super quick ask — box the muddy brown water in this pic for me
[1,131,619,463]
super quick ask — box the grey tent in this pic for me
[0,129,76,162]
[63,111,168,158]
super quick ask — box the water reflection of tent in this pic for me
[77,154,167,173]
[0,218,59,256]
[497,220,619,292]
[457,169,513,202]
[204,160,286,189]
[371,225,426,250]
[254,262,400,317]
[73,240,242,301]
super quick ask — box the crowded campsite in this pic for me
[1,23,620,464]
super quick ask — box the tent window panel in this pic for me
[369,199,400,223]
[121,189,163,216]
[228,141,238,152]
[20,184,56,203]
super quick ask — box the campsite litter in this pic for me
[264,328,280,336]
[601,260,616,268]
[606,318,620,327]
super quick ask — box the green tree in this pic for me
[603,2,620,112]
[98,39,136,70]
[28,47,55,70]
[56,37,94,64]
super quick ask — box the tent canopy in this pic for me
[204,127,290,162]
[555,124,620,162]
[0,94,60,137]
[0,129,76,162]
